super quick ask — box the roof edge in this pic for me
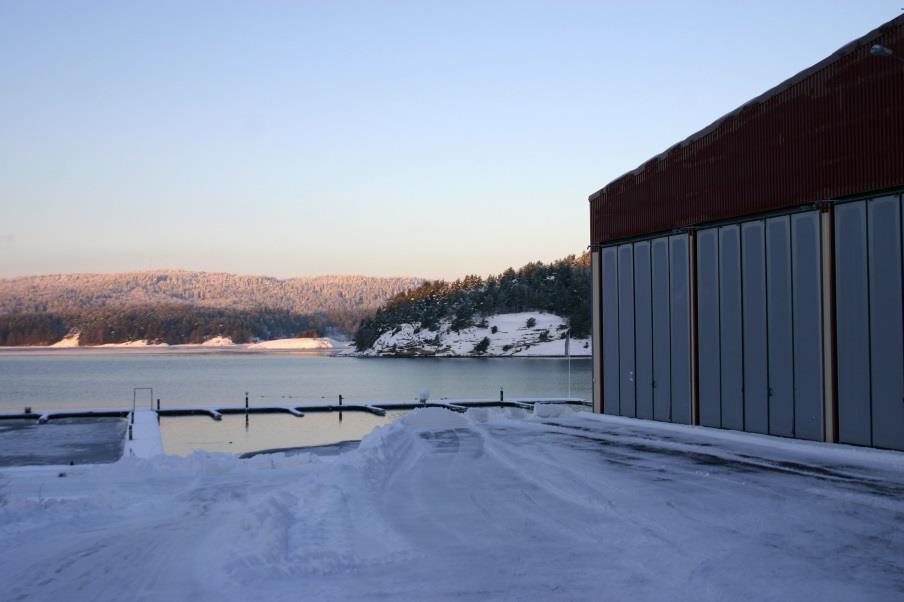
[588,13,904,203]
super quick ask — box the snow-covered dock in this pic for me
[123,409,163,458]
[1,405,902,601]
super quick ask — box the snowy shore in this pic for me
[5,335,351,352]
[4,312,591,357]
[352,311,591,357]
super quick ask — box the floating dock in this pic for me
[0,398,589,460]
[0,397,588,424]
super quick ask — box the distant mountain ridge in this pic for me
[0,270,424,346]
[0,270,423,315]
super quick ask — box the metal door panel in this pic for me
[766,216,794,437]
[618,244,636,417]
[696,228,721,428]
[669,235,692,424]
[719,225,744,430]
[602,246,621,416]
[742,221,769,434]
[834,201,871,445]
[791,211,824,441]
[634,241,654,420]
[651,238,672,421]
[868,197,904,450]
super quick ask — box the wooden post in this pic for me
[500,387,504,402]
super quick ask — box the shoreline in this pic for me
[0,345,591,359]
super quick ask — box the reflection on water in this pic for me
[160,410,407,456]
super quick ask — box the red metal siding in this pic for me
[590,16,904,245]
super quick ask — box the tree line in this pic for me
[0,305,334,346]
[353,253,591,351]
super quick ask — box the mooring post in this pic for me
[500,387,504,402]
[245,392,249,412]
[128,424,133,441]
[339,394,343,406]
[130,411,134,425]
[338,394,343,422]
[156,398,160,411]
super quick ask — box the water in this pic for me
[0,349,591,455]
[0,349,591,409]
[160,411,407,456]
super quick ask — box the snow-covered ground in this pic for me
[1,407,902,601]
[4,336,349,351]
[48,332,80,347]
[355,311,591,357]
[247,337,345,350]
[98,339,170,348]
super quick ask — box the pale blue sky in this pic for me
[1,1,900,280]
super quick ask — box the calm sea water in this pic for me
[0,350,591,455]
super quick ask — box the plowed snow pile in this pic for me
[1,407,903,601]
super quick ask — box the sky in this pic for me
[1,1,901,281]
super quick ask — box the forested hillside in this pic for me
[354,253,591,352]
[0,271,422,346]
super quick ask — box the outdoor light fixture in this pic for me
[870,43,904,64]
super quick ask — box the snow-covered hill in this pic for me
[353,312,591,357]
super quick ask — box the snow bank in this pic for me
[247,337,344,350]
[355,311,591,357]
[49,332,80,347]
[398,407,470,430]
[97,340,170,348]
[201,336,233,346]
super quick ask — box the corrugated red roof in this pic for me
[589,15,904,245]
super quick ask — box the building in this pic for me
[589,15,904,450]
